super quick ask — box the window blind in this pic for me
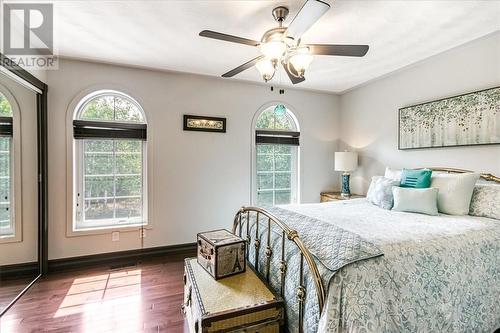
[255,130,299,146]
[73,120,147,140]
[0,117,13,137]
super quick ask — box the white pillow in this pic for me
[392,187,439,216]
[384,167,402,181]
[430,173,479,215]
[366,176,400,210]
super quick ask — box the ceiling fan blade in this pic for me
[283,62,306,85]
[222,56,264,78]
[199,30,260,47]
[308,44,369,57]
[285,0,330,40]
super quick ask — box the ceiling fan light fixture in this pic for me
[199,1,369,85]
[256,58,276,82]
[260,40,286,61]
[289,47,313,77]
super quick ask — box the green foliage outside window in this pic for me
[83,139,143,223]
[0,137,11,231]
[255,106,297,206]
[0,94,12,117]
[77,94,145,227]
[256,109,295,130]
[80,95,144,123]
[0,93,12,234]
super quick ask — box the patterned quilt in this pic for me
[246,199,500,333]
[246,205,384,333]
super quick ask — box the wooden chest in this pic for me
[197,229,246,280]
[183,258,284,333]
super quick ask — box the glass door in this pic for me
[0,64,46,315]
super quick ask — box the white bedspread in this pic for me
[282,199,500,333]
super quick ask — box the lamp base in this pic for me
[341,173,351,197]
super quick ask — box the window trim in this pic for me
[0,85,23,244]
[66,87,152,237]
[73,139,148,232]
[251,102,301,206]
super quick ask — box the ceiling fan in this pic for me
[199,0,369,85]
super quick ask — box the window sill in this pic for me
[67,223,151,237]
[0,234,22,244]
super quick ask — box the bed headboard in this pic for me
[422,167,500,183]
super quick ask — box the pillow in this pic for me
[400,168,432,188]
[469,183,500,220]
[366,176,400,210]
[392,187,439,216]
[384,167,402,181]
[430,173,479,215]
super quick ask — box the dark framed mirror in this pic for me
[0,53,48,316]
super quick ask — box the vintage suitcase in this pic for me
[197,229,246,280]
[183,258,284,333]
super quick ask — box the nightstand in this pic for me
[320,191,365,202]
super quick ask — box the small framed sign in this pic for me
[183,115,226,133]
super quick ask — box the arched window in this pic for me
[0,93,14,237]
[72,91,147,231]
[254,104,300,206]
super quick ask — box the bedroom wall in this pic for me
[25,69,47,83]
[339,32,500,194]
[47,59,340,260]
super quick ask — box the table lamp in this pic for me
[334,152,358,197]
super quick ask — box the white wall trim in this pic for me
[65,84,153,237]
[250,101,301,205]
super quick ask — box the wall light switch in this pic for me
[112,231,120,242]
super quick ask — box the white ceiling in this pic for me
[47,0,500,93]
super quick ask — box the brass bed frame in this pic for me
[232,168,499,333]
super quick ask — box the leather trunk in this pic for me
[197,229,246,280]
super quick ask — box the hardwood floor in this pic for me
[0,251,195,333]
[0,276,38,313]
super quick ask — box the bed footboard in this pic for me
[233,206,326,333]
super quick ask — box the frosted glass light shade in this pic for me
[289,47,313,75]
[256,58,276,82]
[335,152,358,172]
[260,41,286,61]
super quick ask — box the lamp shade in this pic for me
[334,152,358,172]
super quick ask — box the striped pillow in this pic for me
[400,169,432,188]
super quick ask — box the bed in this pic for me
[232,169,500,333]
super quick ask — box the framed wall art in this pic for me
[183,115,226,133]
[398,86,500,150]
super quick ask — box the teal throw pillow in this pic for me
[400,168,432,188]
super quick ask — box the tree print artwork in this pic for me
[399,87,500,149]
